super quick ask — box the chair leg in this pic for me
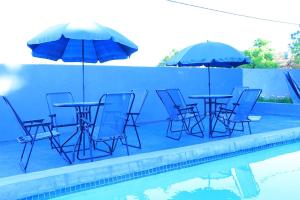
[131,122,141,148]
[49,136,72,164]
[211,111,230,137]
[88,134,94,162]
[188,111,204,138]
[20,143,27,162]
[122,136,130,156]
[73,132,83,162]
[122,115,142,149]
[230,123,236,135]
[166,120,182,140]
[61,127,80,148]
[247,122,252,134]
[194,107,205,131]
[111,139,117,153]
[100,141,114,155]
[19,141,35,172]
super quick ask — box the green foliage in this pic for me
[241,38,279,68]
[290,30,300,65]
[258,96,292,104]
[158,49,178,66]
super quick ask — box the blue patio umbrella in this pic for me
[166,41,250,95]
[27,22,138,101]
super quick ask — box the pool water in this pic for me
[54,142,300,200]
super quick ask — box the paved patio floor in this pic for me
[0,114,300,178]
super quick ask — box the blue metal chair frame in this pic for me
[216,86,249,118]
[156,89,204,140]
[123,89,148,149]
[80,92,135,161]
[167,88,205,130]
[213,89,262,136]
[2,96,71,172]
[46,92,80,149]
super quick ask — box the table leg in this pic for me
[208,98,212,138]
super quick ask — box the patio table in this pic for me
[189,94,232,138]
[54,101,102,160]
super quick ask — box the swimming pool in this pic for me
[53,141,300,200]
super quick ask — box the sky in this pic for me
[0,0,299,67]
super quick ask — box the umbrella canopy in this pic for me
[166,41,250,95]
[27,22,138,101]
[166,41,250,67]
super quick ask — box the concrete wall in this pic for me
[252,102,300,117]
[0,64,242,141]
[242,69,290,98]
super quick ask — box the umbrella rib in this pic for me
[58,36,70,61]
[92,40,101,62]
[117,42,132,57]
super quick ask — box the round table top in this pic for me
[189,94,233,99]
[54,101,100,107]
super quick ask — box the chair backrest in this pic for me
[231,89,262,122]
[46,92,77,127]
[226,86,249,110]
[130,89,148,116]
[92,92,134,140]
[156,89,180,120]
[1,96,30,138]
[166,88,187,108]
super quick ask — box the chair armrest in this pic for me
[24,122,51,128]
[178,106,195,112]
[128,112,139,115]
[23,119,45,125]
[219,107,234,112]
[186,103,197,106]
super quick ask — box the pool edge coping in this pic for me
[2,126,300,199]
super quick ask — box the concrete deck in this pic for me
[0,114,300,178]
[0,115,300,199]
[1,114,300,199]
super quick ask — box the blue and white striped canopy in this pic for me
[27,22,138,63]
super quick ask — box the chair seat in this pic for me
[93,135,125,142]
[176,112,198,120]
[17,131,59,143]
[91,126,125,141]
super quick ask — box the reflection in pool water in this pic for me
[54,142,300,200]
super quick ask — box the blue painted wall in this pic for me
[242,69,290,98]
[0,64,242,141]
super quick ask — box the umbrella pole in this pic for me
[208,66,211,95]
[208,66,212,137]
[82,40,85,102]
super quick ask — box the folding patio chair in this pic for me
[1,96,71,172]
[124,89,148,149]
[217,86,249,114]
[82,92,134,161]
[156,89,204,140]
[213,89,262,136]
[167,88,205,129]
[46,92,79,147]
